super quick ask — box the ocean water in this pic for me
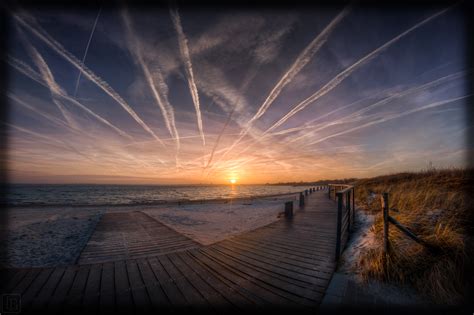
[5,184,306,207]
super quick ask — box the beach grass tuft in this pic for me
[353,167,473,304]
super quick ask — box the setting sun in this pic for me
[229,179,237,184]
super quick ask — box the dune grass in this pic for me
[353,168,473,304]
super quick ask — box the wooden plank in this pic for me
[114,260,133,314]
[21,268,54,310]
[126,259,152,313]
[236,237,334,261]
[136,258,170,310]
[193,249,295,307]
[176,251,257,310]
[147,256,189,307]
[203,247,320,306]
[187,250,271,306]
[212,245,327,296]
[63,264,90,314]
[157,255,211,309]
[1,269,28,293]
[99,262,115,313]
[10,268,41,295]
[167,252,234,309]
[29,267,65,311]
[46,265,77,314]
[82,263,102,314]
[216,242,332,282]
[226,239,335,274]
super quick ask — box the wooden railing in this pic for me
[283,186,327,218]
[328,184,355,261]
[381,193,436,255]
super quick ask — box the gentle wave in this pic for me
[4,184,307,207]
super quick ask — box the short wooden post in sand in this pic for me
[299,192,305,207]
[382,193,389,254]
[285,201,293,218]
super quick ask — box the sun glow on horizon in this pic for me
[229,178,237,184]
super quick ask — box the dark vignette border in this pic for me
[0,1,472,314]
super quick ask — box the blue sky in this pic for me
[4,3,471,184]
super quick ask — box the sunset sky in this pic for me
[4,3,470,184]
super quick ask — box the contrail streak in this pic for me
[13,12,164,145]
[287,70,466,144]
[7,92,110,145]
[225,70,466,161]
[17,27,78,128]
[7,55,134,140]
[170,5,205,146]
[73,7,101,97]
[263,6,453,135]
[8,93,76,131]
[204,66,261,170]
[121,7,180,167]
[306,94,470,147]
[6,123,94,161]
[221,6,351,157]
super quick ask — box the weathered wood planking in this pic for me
[1,190,339,312]
[78,211,201,264]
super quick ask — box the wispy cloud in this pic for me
[121,7,180,165]
[217,6,351,158]
[17,27,78,129]
[7,55,134,140]
[13,11,165,145]
[306,94,470,146]
[170,5,205,146]
[73,7,101,97]
[262,6,454,135]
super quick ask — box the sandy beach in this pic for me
[1,192,299,268]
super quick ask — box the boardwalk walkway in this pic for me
[78,211,200,264]
[0,189,340,313]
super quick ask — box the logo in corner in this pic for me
[1,294,21,314]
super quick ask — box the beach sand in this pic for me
[1,193,298,268]
[141,193,299,245]
[1,207,104,268]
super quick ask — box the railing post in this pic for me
[347,190,351,232]
[352,187,355,224]
[382,193,389,254]
[299,192,305,207]
[285,201,293,218]
[335,192,343,261]
[305,189,308,196]
[328,186,331,199]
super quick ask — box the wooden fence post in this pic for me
[352,187,355,224]
[347,190,351,232]
[335,192,343,261]
[285,201,293,218]
[382,193,389,254]
[299,192,305,207]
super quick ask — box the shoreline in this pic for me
[4,191,302,209]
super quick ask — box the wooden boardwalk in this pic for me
[78,211,200,264]
[0,189,339,313]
